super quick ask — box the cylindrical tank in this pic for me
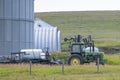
[85,47,99,53]
[20,49,46,60]
[0,0,34,56]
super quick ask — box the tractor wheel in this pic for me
[68,54,84,65]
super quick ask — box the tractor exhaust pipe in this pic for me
[77,35,81,42]
[92,41,95,52]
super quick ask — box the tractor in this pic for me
[64,35,105,65]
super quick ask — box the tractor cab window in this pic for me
[71,44,85,53]
[71,45,80,53]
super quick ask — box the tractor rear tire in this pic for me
[68,54,84,65]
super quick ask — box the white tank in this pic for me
[20,49,46,60]
[0,0,34,56]
[85,47,99,52]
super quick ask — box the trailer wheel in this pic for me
[68,54,84,65]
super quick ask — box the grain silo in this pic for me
[0,0,34,56]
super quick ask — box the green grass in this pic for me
[0,64,120,80]
[0,54,120,80]
[94,40,120,47]
[105,54,120,65]
[51,52,70,63]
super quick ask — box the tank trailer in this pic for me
[0,48,62,64]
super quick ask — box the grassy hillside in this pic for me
[35,11,120,47]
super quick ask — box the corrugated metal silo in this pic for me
[0,0,34,56]
[34,19,61,52]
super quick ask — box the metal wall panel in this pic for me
[0,20,4,41]
[26,0,30,19]
[0,0,34,56]
[4,42,11,53]
[0,42,4,55]
[30,23,34,43]
[5,0,12,18]
[12,0,19,19]
[53,27,57,51]
[26,22,30,42]
[34,27,61,52]
[20,21,26,42]
[12,42,20,52]
[12,21,20,42]
[5,20,12,41]
[58,31,61,51]
[20,0,26,19]
[29,0,33,20]
[0,0,4,18]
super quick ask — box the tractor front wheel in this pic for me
[68,54,84,65]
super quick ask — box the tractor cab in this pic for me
[70,43,85,54]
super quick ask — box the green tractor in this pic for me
[64,35,105,65]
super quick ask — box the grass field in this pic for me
[35,11,120,47]
[0,64,120,80]
[0,54,120,80]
